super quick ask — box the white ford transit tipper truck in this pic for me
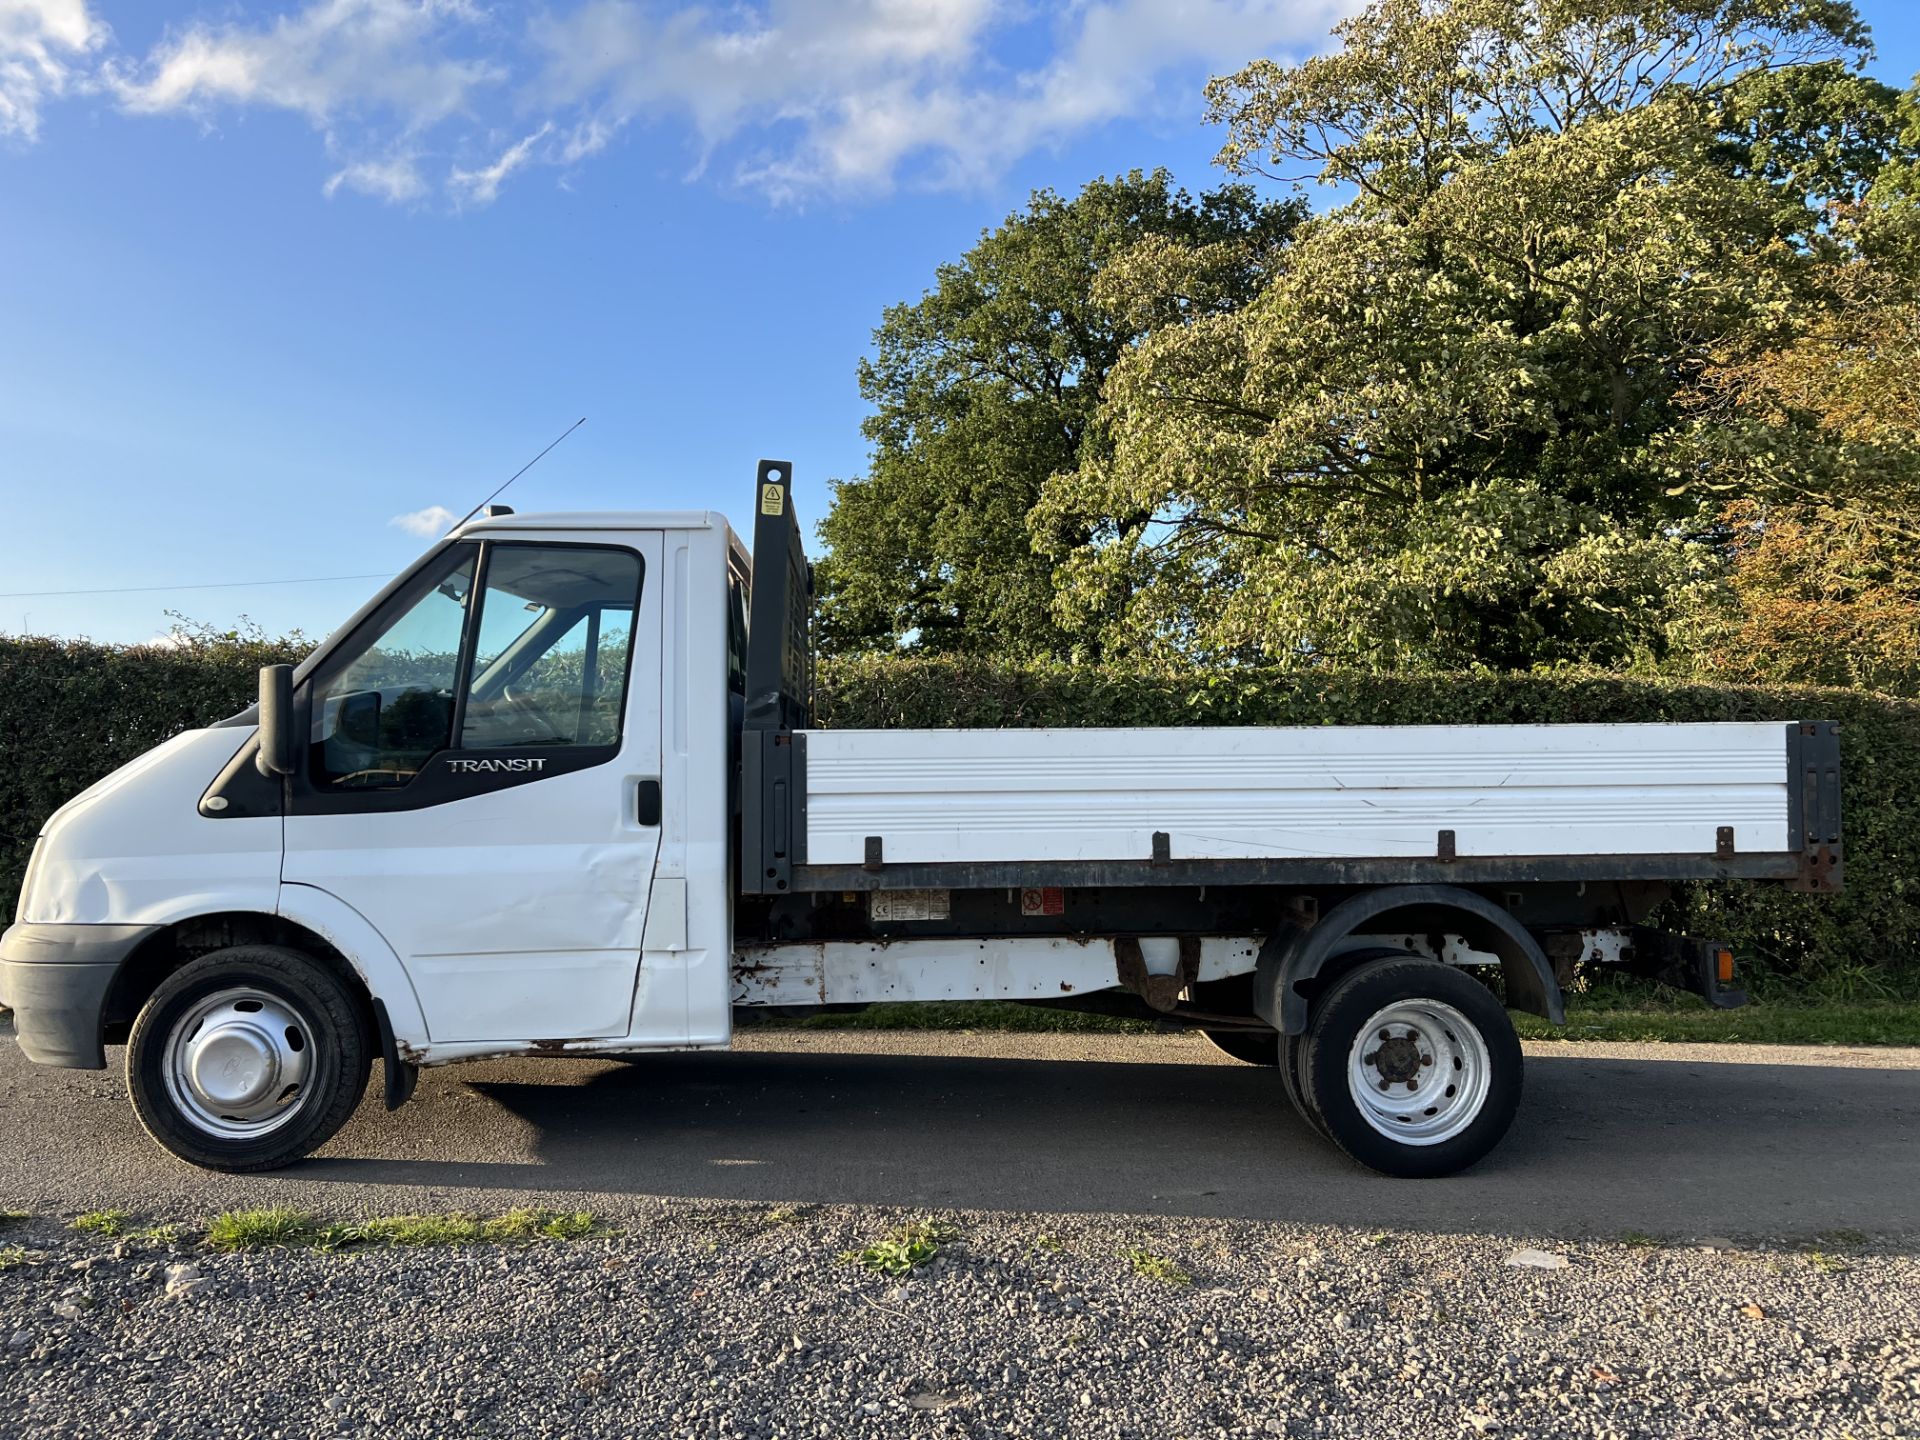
[0,462,1842,1177]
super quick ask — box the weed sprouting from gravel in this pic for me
[0,1244,27,1270]
[842,1219,955,1277]
[1121,1246,1192,1285]
[206,1207,601,1252]
[1621,1231,1664,1248]
[70,1210,128,1237]
[1805,1250,1852,1275]
[0,1210,29,1227]
[208,1208,315,1250]
[484,1208,598,1242]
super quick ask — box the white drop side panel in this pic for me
[800,724,1792,865]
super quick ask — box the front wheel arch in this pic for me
[103,912,377,1049]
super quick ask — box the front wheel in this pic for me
[1301,956,1521,1178]
[127,945,371,1172]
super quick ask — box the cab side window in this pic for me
[461,547,642,750]
[304,542,644,792]
[309,548,476,790]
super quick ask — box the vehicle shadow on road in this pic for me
[295,1045,1920,1239]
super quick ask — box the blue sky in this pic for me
[2,0,1917,645]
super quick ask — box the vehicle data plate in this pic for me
[868,889,952,922]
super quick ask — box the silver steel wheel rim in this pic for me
[1346,999,1491,1146]
[161,987,317,1139]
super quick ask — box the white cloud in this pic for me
[14,0,1358,202]
[0,0,107,141]
[109,0,501,129]
[324,152,427,202]
[389,504,457,537]
[448,120,551,206]
[531,0,1358,199]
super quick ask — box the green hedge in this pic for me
[816,656,1920,991]
[0,636,303,923]
[4,639,1916,990]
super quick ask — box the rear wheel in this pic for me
[127,945,371,1172]
[1278,1031,1327,1138]
[1300,955,1521,1178]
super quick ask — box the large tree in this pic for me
[1669,109,1920,695]
[815,171,1302,658]
[1032,0,1909,670]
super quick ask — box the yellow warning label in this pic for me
[761,482,784,515]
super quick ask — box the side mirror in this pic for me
[256,664,296,778]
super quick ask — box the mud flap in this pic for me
[373,998,421,1110]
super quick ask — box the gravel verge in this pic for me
[2,1204,1915,1440]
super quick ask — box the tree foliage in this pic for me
[815,170,1302,658]
[1032,0,1912,671]
[820,0,1920,689]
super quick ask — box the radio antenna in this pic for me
[453,415,587,529]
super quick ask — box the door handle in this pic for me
[636,778,663,827]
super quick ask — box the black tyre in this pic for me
[1300,955,1521,1178]
[127,945,371,1172]
[1201,1029,1278,1066]
[1277,1031,1328,1138]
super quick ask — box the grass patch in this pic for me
[1517,998,1920,1046]
[207,1208,315,1251]
[0,1245,27,1270]
[70,1209,128,1238]
[1122,1246,1192,1285]
[1620,1231,1665,1249]
[842,1219,955,1277]
[1805,1250,1852,1275]
[206,1207,600,1252]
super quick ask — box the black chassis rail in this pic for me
[734,461,1843,902]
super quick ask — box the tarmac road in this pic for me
[3,1015,1917,1241]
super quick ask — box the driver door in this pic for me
[281,532,665,1043]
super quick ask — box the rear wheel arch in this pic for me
[1255,885,1564,1037]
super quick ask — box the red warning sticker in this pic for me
[1020,887,1065,917]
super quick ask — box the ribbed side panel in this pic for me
[800,724,1793,864]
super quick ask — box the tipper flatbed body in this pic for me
[1,461,1843,1177]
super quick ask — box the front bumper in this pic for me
[0,922,161,1069]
